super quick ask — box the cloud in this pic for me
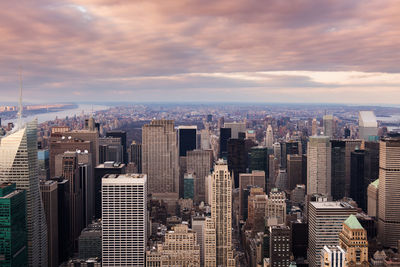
[0,0,399,103]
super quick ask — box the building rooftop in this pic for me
[311,201,355,210]
[344,214,364,230]
[359,111,377,127]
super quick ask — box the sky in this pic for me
[1,0,400,104]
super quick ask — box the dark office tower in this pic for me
[331,140,346,200]
[93,161,125,218]
[287,154,303,191]
[350,150,367,210]
[78,220,102,260]
[249,146,272,185]
[270,225,291,267]
[99,137,123,164]
[50,177,71,264]
[79,158,94,226]
[55,152,83,250]
[207,114,213,122]
[0,183,27,267]
[344,140,362,196]
[38,149,50,180]
[364,141,379,190]
[186,149,213,204]
[227,138,256,187]
[344,128,351,139]
[130,141,142,173]
[178,126,197,156]
[219,127,231,158]
[290,220,308,259]
[40,180,59,267]
[280,141,300,169]
[106,130,128,164]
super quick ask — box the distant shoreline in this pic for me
[0,103,78,120]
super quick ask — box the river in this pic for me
[2,104,109,125]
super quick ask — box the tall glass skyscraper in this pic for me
[0,120,48,266]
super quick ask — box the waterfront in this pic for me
[1,104,109,125]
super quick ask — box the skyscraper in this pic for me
[265,125,274,148]
[146,224,201,266]
[378,136,400,248]
[0,120,48,266]
[224,122,246,139]
[142,119,179,212]
[331,140,346,200]
[94,161,125,218]
[129,141,142,173]
[99,136,123,164]
[211,161,235,266]
[239,171,265,219]
[203,217,217,267]
[0,183,27,267]
[227,138,256,187]
[321,246,346,267]
[102,174,147,266]
[219,127,231,158]
[40,180,59,267]
[106,130,128,164]
[359,111,378,141]
[308,201,356,267]
[323,115,334,138]
[186,149,213,204]
[307,136,331,196]
[269,225,291,267]
[178,126,197,156]
[287,154,303,191]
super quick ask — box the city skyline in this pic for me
[1,0,399,103]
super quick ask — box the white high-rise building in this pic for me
[224,122,246,139]
[359,111,378,141]
[211,160,235,266]
[0,120,48,266]
[321,246,346,267]
[307,136,331,196]
[102,173,147,267]
[265,125,274,148]
[308,201,356,267]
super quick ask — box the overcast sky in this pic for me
[1,0,400,104]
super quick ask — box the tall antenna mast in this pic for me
[18,68,23,126]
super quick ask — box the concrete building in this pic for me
[323,115,334,138]
[211,160,235,266]
[247,188,267,232]
[308,201,357,267]
[239,171,265,219]
[266,188,287,226]
[94,161,125,218]
[378,136,400,248]
[186,149,213,204]
[339,215,368,267]
[146,224,201,267]
[78,220,102,260]
[142,120,179,213]
[102,174,147,267]
[287,154,303,191]
[40,180,59,267]
[367,179,379,218]
[270,225,291,267]
[224,122,246,139]
[266,125,274,148]
[307,136,331,196]
[203,218,217,267]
